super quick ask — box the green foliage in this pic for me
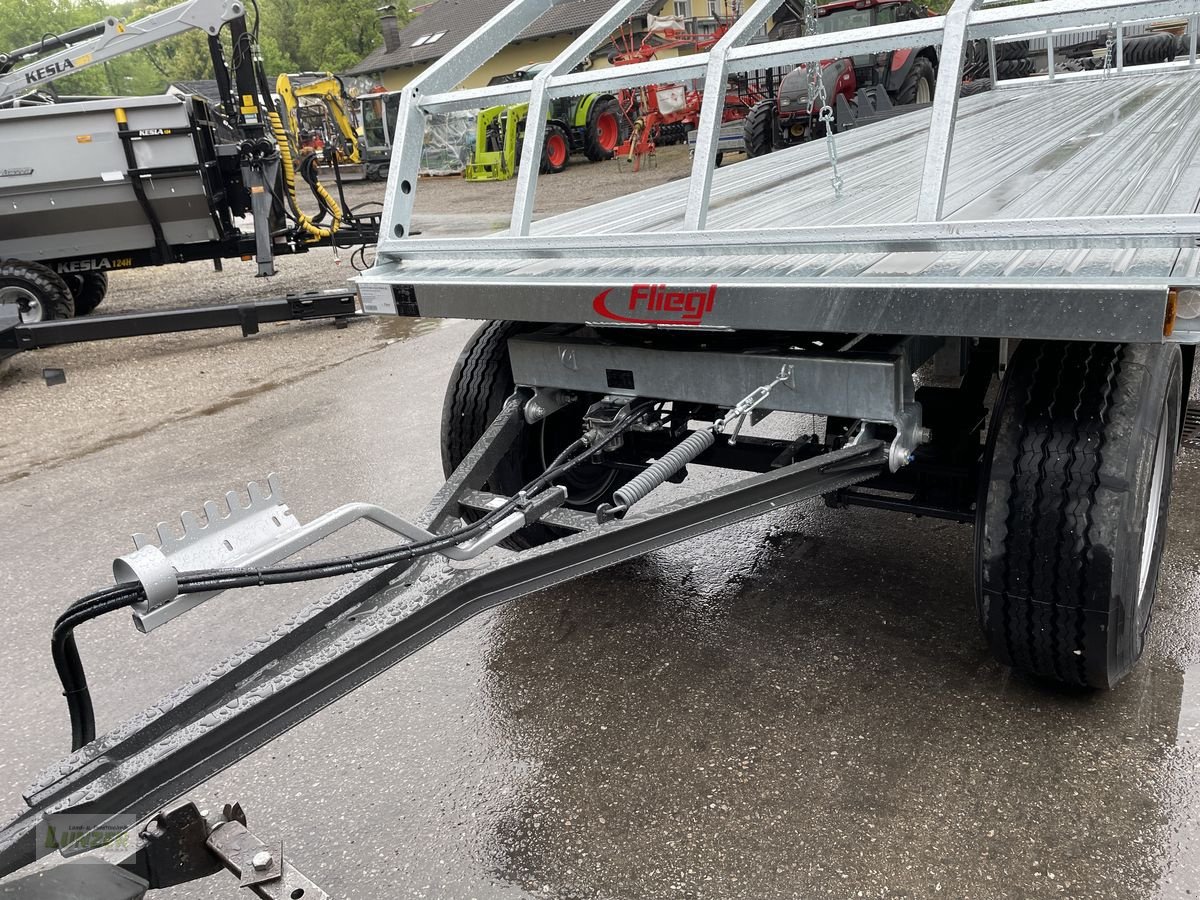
[0,0,406,97]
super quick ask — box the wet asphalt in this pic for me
[1,318,1200,899]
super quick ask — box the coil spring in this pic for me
[613,429,716,510]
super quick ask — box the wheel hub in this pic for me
[0,285,42,324]
[597,112,619,151]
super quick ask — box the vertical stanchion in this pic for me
[682,0,787,230]
[378,0,559,253]
[511,0,651,236]
[915,0,983,222]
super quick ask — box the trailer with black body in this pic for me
[0,0,378,327]
[2,0,1200,896]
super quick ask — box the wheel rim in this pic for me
[596,111,619,151]
[547,133,568,167]
[917,76,933,104]
[1,285,43,323]
[1136,404,1173,618]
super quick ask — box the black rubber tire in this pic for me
[540,121,571,174]
[894,55,936,106]
[975,340,1182,689]
[959,78,993,98]
[1122,32,1178,67]
[962,39,990,81]
[0,260,74,322]
[441,321,622,549]
[996,57,1035,79]
[583,98,621,162]
[63,271,108,316]
[996,39,1029,62]
[742,99,775,158]
[657,122,687,146]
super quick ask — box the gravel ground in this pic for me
[0,146,697,483]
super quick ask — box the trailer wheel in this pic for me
[975,340,1182,689]
[540,122,571,175]
[0,260,74,323]
[895,56,936,106]
[743,99,775,158]
[584,98,622,162]
[441,320,621,549]
[64,272,108,316]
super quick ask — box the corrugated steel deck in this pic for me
[361,66,1200,341]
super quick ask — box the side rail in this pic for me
[373,0,1200,261]
[980,0,1198,87]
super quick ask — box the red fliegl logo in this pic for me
[592,283,717,325]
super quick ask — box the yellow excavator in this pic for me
[275,72,365,174]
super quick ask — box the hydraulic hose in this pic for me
[267,110,342,241]
[53,401,655,751]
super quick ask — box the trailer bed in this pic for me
[361,66,1200,344]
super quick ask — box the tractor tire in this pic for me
[959,78,993,98]
[540,122,571,174]
[894,55,936,106]
[0,260,74,323]
[975,340,1182,689]
[743,99,775,158]
[962,39,991,82]
[996,57,1035,79]
[63,271,108,316]
[441,320,623,549]
[584,98,622,162]
[995,39,1029,61]
[1122,32,1178,66]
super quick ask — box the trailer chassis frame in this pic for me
[0,388,888,886]
[0,289,359,360]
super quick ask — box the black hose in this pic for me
[54,402,654,750]
[53,584,145,750]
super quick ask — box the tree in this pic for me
[0,0,406,96]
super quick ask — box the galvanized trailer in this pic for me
[3,0,1200,896]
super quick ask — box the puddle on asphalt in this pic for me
[1179,663,1200,749]
[1158,664,1200,898]
[374,315,441,344]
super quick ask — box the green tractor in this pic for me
[465,63,624,182]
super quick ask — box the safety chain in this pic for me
[1103,31,1115,76]
[803,0,844,198]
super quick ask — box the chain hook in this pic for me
[803,0,844,199]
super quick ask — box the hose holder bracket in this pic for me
[112,475,568,635]
[115,474,301,634]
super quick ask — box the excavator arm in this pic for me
[0,0,246,104]
[275,72,363,165]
